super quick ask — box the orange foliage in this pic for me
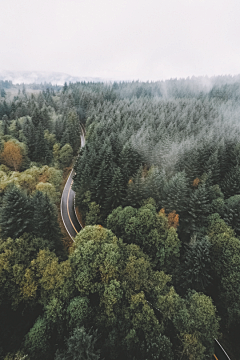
[0,141,23,171]
[159,208,165,216]
[167,210,179,229]
[192,177,200,188]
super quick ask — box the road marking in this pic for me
[213,355,218,360]
[67,179,78,235]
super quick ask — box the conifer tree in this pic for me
[125,167,145,208]
[180,237,212,293]
[221,166,240,198]
[183,183,211,238]
[0,185,32,239]
[34,123,47,163]
[161,171,189,214]
[31,106,42,127]
[223,195,240,236]
[31,191,62,253]
[22,118,36,158]
[104,167,125,214]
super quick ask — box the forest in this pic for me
[1,75,240,359]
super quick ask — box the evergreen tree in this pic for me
[180,237,212,293]
[15,118,22,140]
[41,106,52,131]
[104,167,125,214]
[22,118,36,158]
[0,185,32,239]
[161,171,189,214]
[63,82,68,93]
[54,327,100,360]
[221,166,240,198]
[31,191,63,254]
[31,106,42,127]
[33,122,47,163]
[223,195,240,236]
[125,167,145,208]
[183,183,211,239]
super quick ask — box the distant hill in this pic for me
[0,70,109,85]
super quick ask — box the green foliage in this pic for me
[69,225,218,360]
[0,233,53,356]
[179,237,212,293]
[183,183,211,239]
[24,316,51,360]
[54,327,100,360]
[23,249,73,306]
[107,202,181,273]
[66,296,90,330]
[207,214,240,328]
[2,78,240,359]
[85,202,101,226]
[58,143,73,169]
[31,191,62,252]
[0,185,32,239]
[223,195,240,236]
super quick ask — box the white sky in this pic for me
[0,0,240,81]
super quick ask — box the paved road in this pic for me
[60,131,85,240]
[214,339,231,360]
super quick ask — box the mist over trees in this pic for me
[1,75,240,359]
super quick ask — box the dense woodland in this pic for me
[1,76,240,359]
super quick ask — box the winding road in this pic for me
[60,130,85,240]
[60,123,231,359]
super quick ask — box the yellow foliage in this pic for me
[159,208,165,216]
[0,141,23,171]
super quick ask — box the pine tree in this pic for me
[31,191,62,252]
[125,167,145,208]
[204,150,220,185]
[22,118,36,158]
[221,166,240,198]
[40,106,51,131]
[223,195,240,236]
[31,106,42,127]
[104,167,125,214]
[15,118,22,140]
[180,237,212,293]
[0,185,32,239]
[63,82,68,93]
[183,183,211,239]
[161,171,189,214]
[34,122,47,163]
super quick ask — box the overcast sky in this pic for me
[0,0,240,81]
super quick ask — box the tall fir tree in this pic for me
[31,191,63,254]
[0,185,32,239]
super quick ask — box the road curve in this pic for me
[60,129,85,240]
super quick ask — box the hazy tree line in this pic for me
[0,77,240,359]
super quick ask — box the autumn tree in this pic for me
[0,141,23,171]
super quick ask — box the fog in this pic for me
[0,0,240,81]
